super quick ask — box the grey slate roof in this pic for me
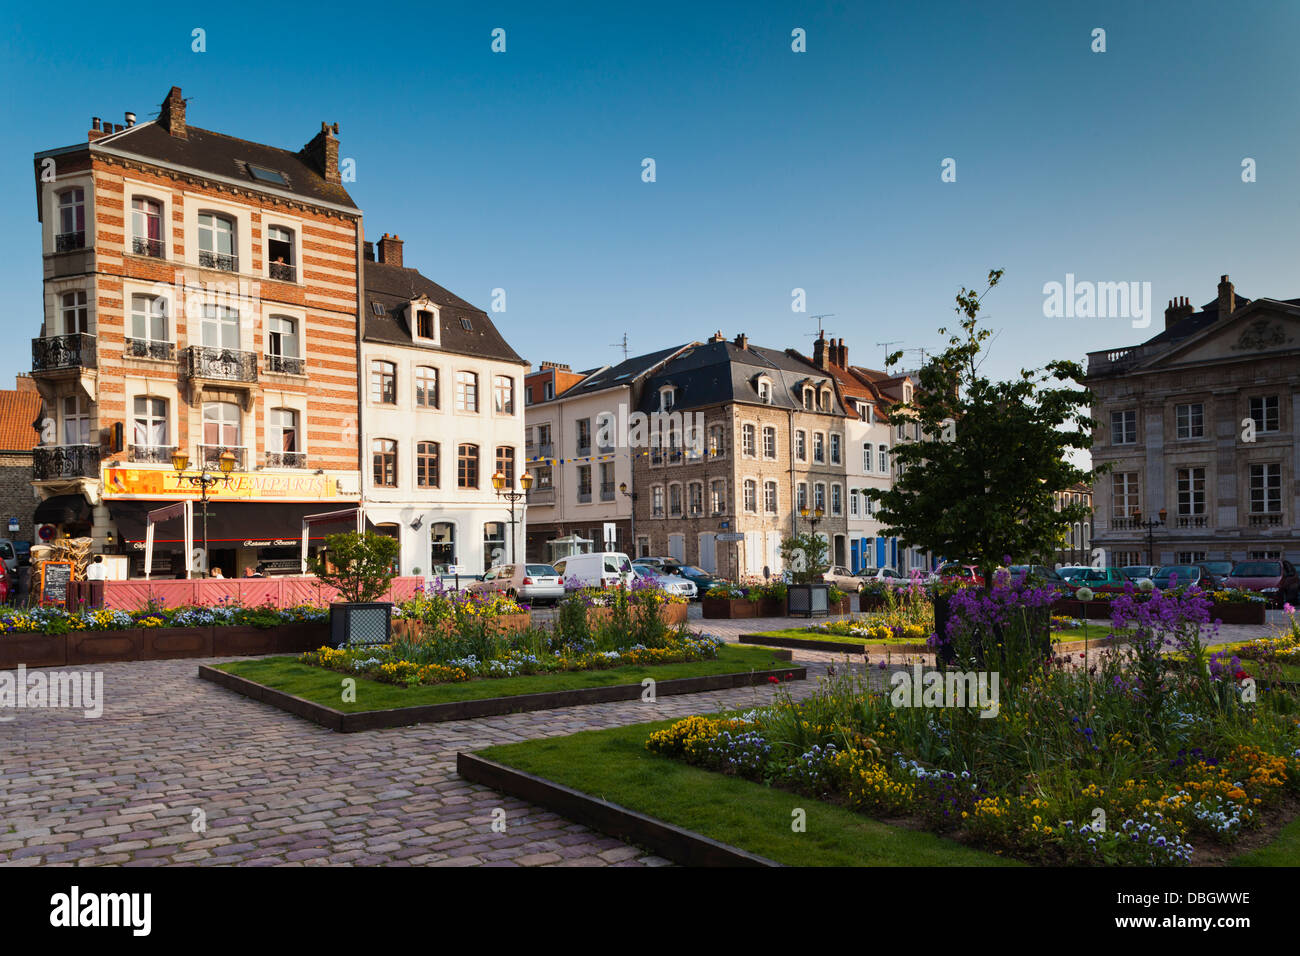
[85,120,360,210]
[363,260,526,365]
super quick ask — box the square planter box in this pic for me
[67,629,144,665]
[0,634,69,668]
[1210,603,1266,625]
[858,593,888,612]
[140,626,215,660]
[702,597,758,619]
[787,583,830,618]
[272,621,330,654]
[759,598,785,617]
[330,603,394,648]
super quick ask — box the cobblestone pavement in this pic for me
[0,607,1280,867]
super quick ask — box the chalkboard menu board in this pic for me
[39,560,73,607]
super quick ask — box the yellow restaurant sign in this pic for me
[102,466,345,501]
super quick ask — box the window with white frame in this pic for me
[128,295,169,358]
[200,304,240,349]
[1175,403,1204,439]
[269,408,299,455]
[1249,463,1281,514]
[762,426,776,459]
[710,479,726,514]
[494,375,515,414]
[878,444,888,473]
[831,484,842,515]
[266,316,300,372]
[370,360,397,404]
[57,188,86,248]
[652,485,665,516]
[743,479,758,513]
[814,482,826,513]
[1113,472,1139,520]
[202,401,241,465]
[60,291,88,335]
[373,438,397,487]
[849,489,860,517]
[131,197,164,258]
[267,225,295,280]
[830,433,841,465]
[863,442,872,473]
[456,371,479,412]
[131,396,168,452]
[197,212,237,271]
[1111,409,1137,445]
[764,480,777,514]
[1176,467,1206,517]
[60,395,91,445]
[688,481,704,515]
[795,430,807,461]
[813,432,825,464]
[796,482,808,511]
[757,378,772,404]
[742,423,756,457]
[416,367,439,408]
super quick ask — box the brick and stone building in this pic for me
[30,86,363,577]
[0,376,41,542]
[1086,274,1300,567]
[360,234,530,574]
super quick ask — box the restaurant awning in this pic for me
[109,500,373,547]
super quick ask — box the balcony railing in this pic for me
[1110,517,1139,531]
[265,451,306,468]
[264,353,305,375]
[527,487,555,505]
[1175,515,1208,529]
[577,490,592,503]
[125,338,176,361]
[32,333,97,372]
[600,481,616,501]
[131,236,164,258]
[183,346,258,384]
[526,441,554,460]
[198,250,238,272]
[1249,512,1283,527]
[33,444,101,480]
[269,261,296,282]
[576,443,591,457]
[55,231,85,252]
[130,444,176,464]
[197,445,247,470]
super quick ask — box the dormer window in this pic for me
[820,388,831,411]
[659,386,676,412]
[756,377,773,404]
[802,387,814,410]
[417,309,435,339]
[409,298,440,344]
[903,383,913,403]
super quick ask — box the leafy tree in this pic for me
[780,532,829,584]
[308,531,400,603]
[865,269,1104,587]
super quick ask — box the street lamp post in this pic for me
[1131,507,1167,567]
[619,481,636,557]
[171,449,236,577]
[493,469,533,565]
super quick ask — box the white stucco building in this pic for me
[360,235,529,575]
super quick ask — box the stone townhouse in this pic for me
[523,346,693,563]
[360,234,530,575]
[30,86,363,577]
[0,376,41,542]
[1086,274,1300,567]
[630,332,849,579]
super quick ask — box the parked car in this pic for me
[12,540,31,567]
[821,565,861,591]
[935,563,984,586]
[1066,567,1128,595]
[1006,565,1067,587]
[427,567,484,590]
[632,556,674,569]
[551,551,634,589]
[856,567,908,589]
[1223,560,1300,606]
[1148,565,1220,591]
[1120,565,1158,582]
[656,563,723,597]
[1056,566,1092,582]
[631,564,697,599]
[0,539,19,577]
[473,563,565,606]
[1200,561,1235,580]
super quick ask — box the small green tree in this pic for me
[866,269,1105,588]
[780,532,829,584]
[308,531,400,603]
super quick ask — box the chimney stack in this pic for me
[299,121,341,184]
[87,117,107,142]
[158,86,187,139]
[363,240,375,262]
[813,334,830,370]
[377,233,404,267]
[1164,296,1194,331]
[835,337,847,367]
[1217,274,1236,318]
[124,111,136,127]
[708,330,725,343]
[733,332,748,350]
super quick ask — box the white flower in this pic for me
[1076,586,1094,602]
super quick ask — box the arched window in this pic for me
[131,198,164,257]
[267,225,295,280]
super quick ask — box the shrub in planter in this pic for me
[309,532,399,647]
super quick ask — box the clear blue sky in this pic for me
[3,0,1298,387]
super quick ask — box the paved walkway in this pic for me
[0,608,1281,867]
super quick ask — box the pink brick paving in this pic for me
[0,607,1272,867]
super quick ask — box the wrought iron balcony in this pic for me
[183,346,258,384]
[526,441,554,459]
[130,444,176,464]
[32,333,97,372]
[265,451,306,468]
[600,481,616,501]
[33,444,100,480]
[269,261,296,282]
[125,338,176,361]
[1249,512,1283,527]
[198,250,238,272]
[577,490,592,503]
[526,486,555,505]
[264,353,305,375]
[55,231,85,252]
[132,236,164,258]
[197,445,247,470]
[576,443,591,457]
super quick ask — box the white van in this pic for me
[552,552,634,589]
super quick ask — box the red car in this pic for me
[1223,560,1300,607]
[935,564,985,587]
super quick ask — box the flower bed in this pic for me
[644,584,1300,866]
[0,602,329,667]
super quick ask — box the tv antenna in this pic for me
[876,341,902,367]
[808,314,835,338]
[610,332,629,360]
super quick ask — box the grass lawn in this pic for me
[477,719,1014,866]
[1051,625,1133,643]
[1229,815,1300,866]
[216,644,793,713]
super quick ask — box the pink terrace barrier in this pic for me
[99,576,427,611]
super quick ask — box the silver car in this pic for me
[631,564,697,599]
[474,563,565,606]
